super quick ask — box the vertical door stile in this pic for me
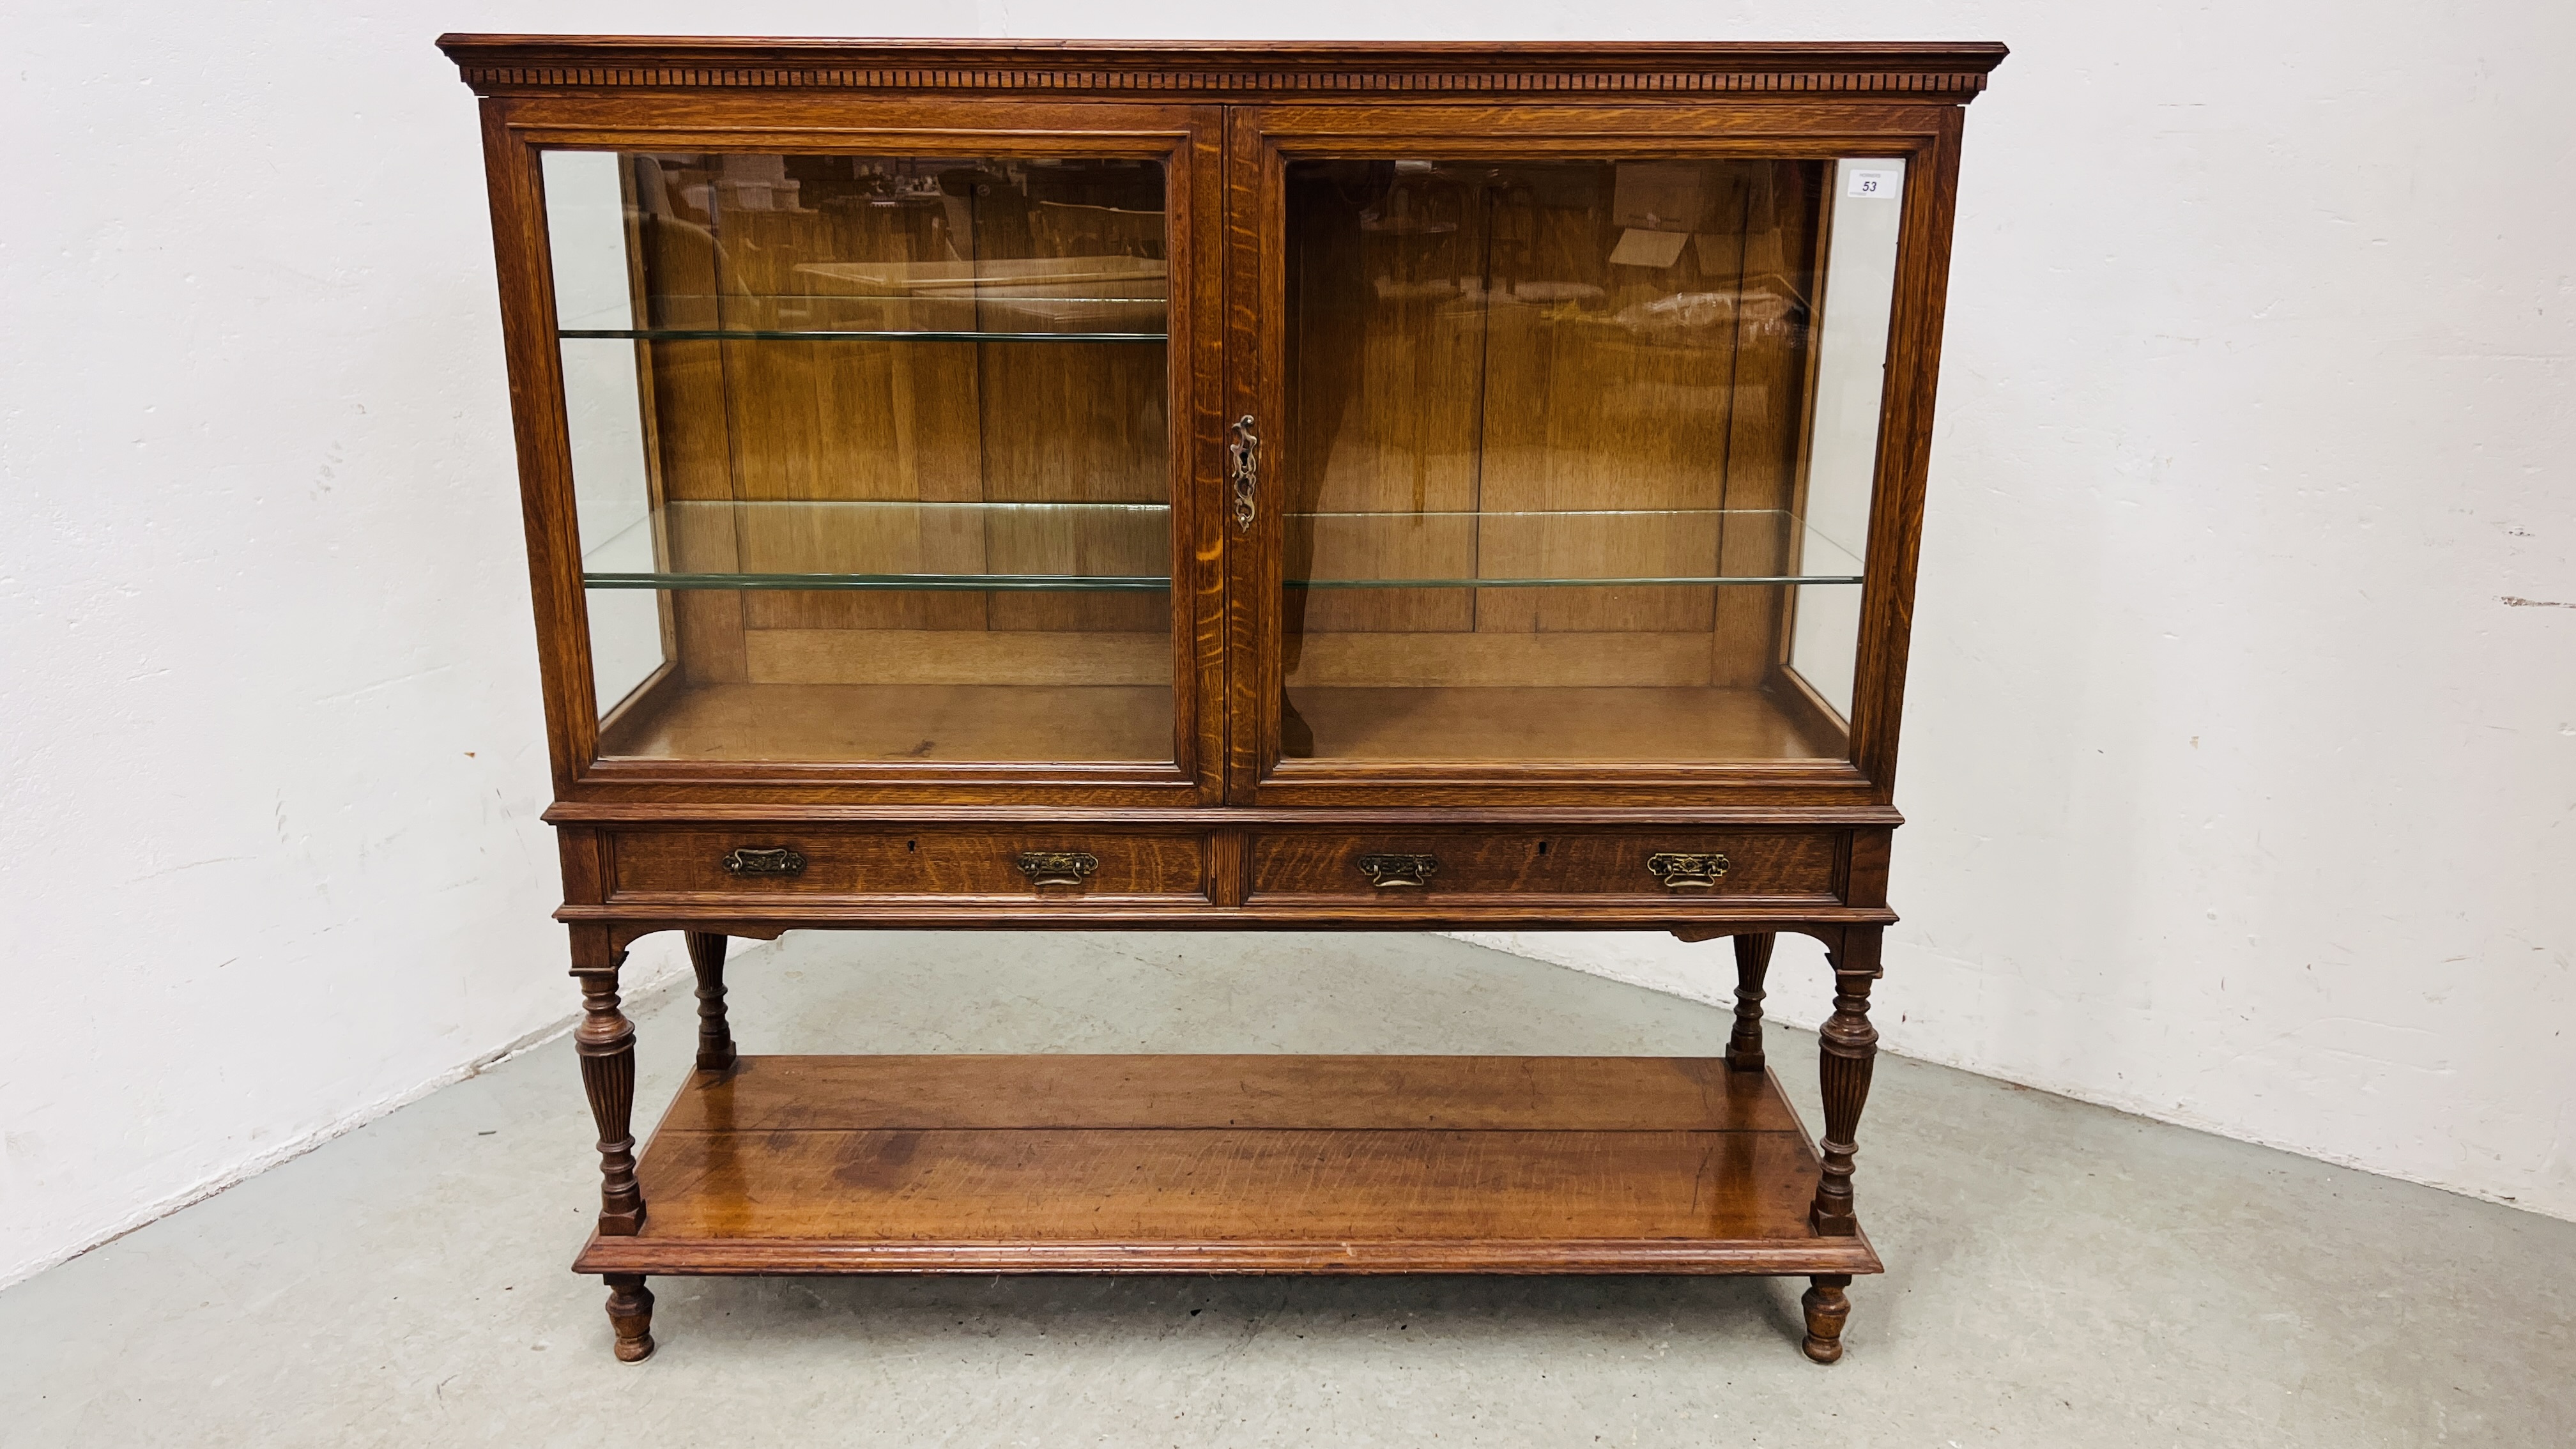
[1221,103,1269,803]
[1195,102,1226,799]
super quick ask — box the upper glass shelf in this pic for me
[557,255,1169,341]
[564,326,1163,343]
[1287,574,1859,588]
[585,570,1171,592]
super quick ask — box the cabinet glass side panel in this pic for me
[1277,157,1901,765]
[541,150,1174,764]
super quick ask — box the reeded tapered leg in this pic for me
[1807,928,1882,1236]
[1725,932,1774,1071]
[604,1273,656,1362]
[685,931,737,1071]
[572,930,644,1235]
[1800,1275,1852,1363]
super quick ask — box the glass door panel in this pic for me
[543,148,1175,763]
[1277,155,1901,765]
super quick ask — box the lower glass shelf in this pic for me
[581,572,1859,591]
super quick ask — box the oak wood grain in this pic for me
[595,682,1176,763]
[576,1234,1882,1275]
[1246,827,1839,900]
[1282,686,1837,762]
[542,803,1905,827]
[653,1055,1800,1133]
[567,1054,1882,1275]
[742,629,1169,687]
[558,901,1897,932]
[625,1126,1823,1241]
[439,36,2005,103]
[609,829,1208,899]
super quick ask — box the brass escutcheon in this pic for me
[1016,850,1100,887]
[721,847,806,877]
[1354,853,1439,889]
[1646,852,1730,890]
[1228,415,1261,532]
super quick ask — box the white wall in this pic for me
[1441,4,2576,1216]
[0,0,947,1291]
[3,0,2569,1290]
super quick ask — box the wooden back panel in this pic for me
[1282,158,1825,693]
[628,153,1175,681]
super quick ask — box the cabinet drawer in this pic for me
[1245,830,1841,902]
[606,831,1208,900]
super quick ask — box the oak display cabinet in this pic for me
[441,34,2004,1364]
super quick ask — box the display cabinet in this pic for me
[440,34,2004,1364]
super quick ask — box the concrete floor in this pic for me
[3,932,2570,1446]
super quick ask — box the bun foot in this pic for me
[605,1273,656,1362]
[1800,1274,1851,1363]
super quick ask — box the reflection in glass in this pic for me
[1279,157,1901,763]
[543,151,1173,763]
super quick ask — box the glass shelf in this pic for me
[1289,574,1859,588]
[556,252,1169,338]
[562,291,1168,319]
[562,327,1164,343]
[576,499,1172,585]
[572,502,1864,592]
[585,571,1170,591]
[580,571,1853,591]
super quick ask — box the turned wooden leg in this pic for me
[572,930,645,1236]
[685,931,737,1071]
[1726,932,1774,1072]
[604,1273,656,1362]
[1808,928,1882,1237]
[1800,1275,1852,1363]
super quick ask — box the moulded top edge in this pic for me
[434,34,2007,99]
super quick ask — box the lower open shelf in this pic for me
[576,1054,1880,1277]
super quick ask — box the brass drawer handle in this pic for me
[1355,853,1438,889]
[721,847,806,877]
[1647,852,1730,891]
[1017,851,1100,887]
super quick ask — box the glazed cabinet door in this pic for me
[486,100,1225,802]
[1223,103,1961,806]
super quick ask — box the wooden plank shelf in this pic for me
[576,1055,1882,1277]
